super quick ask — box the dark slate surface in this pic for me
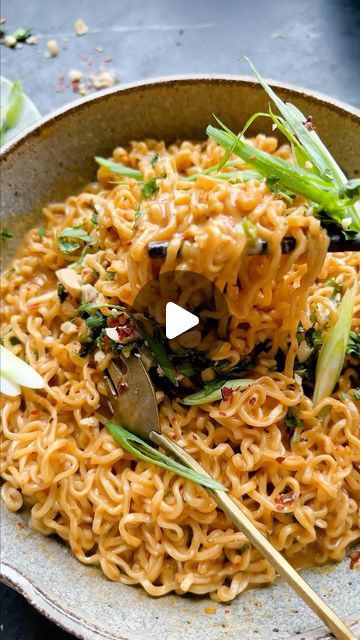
[0,1,359,639]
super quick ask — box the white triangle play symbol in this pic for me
[165,302,199,340]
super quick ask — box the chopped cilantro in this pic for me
[285,408,303,429]
[150,152,159,167]
[134,203,143,224]
[58,227,96,254]
[13,28,31,41]
[141,178,159,199]
[346,331,360,360]
[0,229,13,244]
[353,388,360,400]
[105,271,116,281]
[37,226,46,238]
[90,201,99,226]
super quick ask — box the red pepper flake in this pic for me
[171,433,178,440]
[116,324,134,341]
[219,410,226,416]
[249,396,256,406]
[80,54,89,61]
[103,56,112,63]
[102,335,110,348]
[221,386,234,401]
[88,360,96,369]
[276,456,285,464]
[303,115,315,131]
[349,551,360,570]
[116,382,128,394]
[276,504,285,511]
[275,491,296,505]
[30,409,40,416]
[56,74,67,93]
[107,316,120,328]
[16,521,26,529]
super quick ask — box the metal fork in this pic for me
[103,352,356,640]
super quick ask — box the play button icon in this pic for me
[165,302,199,340]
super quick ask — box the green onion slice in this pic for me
[106,422,227,491]
[313,285,357,405]
[182,378,253,405]
[95,156,142,181]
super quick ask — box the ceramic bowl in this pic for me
[1,76,359,640]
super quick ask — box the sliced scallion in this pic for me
[106,422,227,491]
[95,156,142,181]
[182,378,253,405]
[313,285,357,405]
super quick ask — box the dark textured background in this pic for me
[1,0,359,638]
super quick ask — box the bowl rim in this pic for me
[1,73,360,640]
[1,73,359,161]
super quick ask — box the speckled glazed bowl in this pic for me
[1,76,359,640]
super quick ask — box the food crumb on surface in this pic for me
[47,38,58,57]
[26,35,38,45]
[75,18,89,36]
[3,34,16,47]
[204,606,216,614]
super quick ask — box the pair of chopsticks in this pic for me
[147,233,360,259]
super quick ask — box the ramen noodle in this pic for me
[1,136,359,602]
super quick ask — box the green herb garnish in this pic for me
[57,227,96,254]
[78,302,177,386]
[13,28,31,41]
[150,152,159,167]
[141,178,159,199]
[140,325,177,386]
[106,422,227,491]
[242,219,257,241]
[182,378,253,405]
[105,271,116,281]
[206,60,360,236]
[37,226,46,238]
[134,203,143,224]
[353,388,360,400]
[0,80,23,146]
[90,201,99,225]
[346,331,360,360]
[95,156,142,181]
[313,285,356,405]
[0,229,13,244]
[284,408,303,429]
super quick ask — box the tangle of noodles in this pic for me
[1,135,359,602]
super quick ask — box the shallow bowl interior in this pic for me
[1,76,359,640]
